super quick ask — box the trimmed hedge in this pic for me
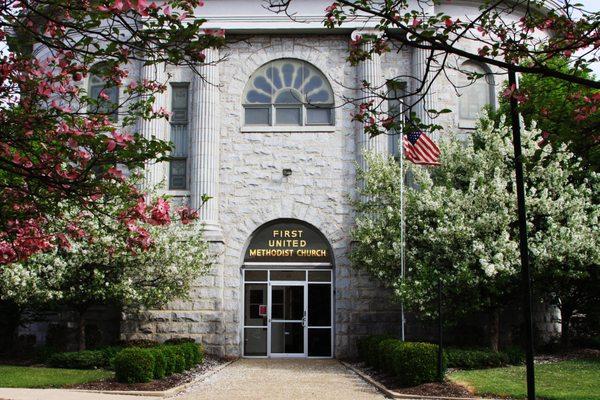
[44,339,205,384]
[357,336,445,387]
[148,348,167,379]
[47,349,107,369]
[445,347,525,369]
[114,342,204,383]
[114,347,155,383]
[358,335,392,369]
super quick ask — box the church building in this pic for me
[110,0,535,358]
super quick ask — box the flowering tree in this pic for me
[493,58,599,170]
[351,117,599,350]
[269,0,599,139]
[0,201,212,350]
[0,0,225,265]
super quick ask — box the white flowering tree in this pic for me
[351,117,599,350]
[0,203,212,350]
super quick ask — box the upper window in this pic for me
[89,64,119,121]
[242,59,335,127]
[387,84,407,159]
[458,61,494,127]
[169,84,189,190]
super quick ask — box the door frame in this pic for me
[241,267,334,358]
[268,281,307,358]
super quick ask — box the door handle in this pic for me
[302,317,306,327]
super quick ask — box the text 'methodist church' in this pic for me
[73,1,561,358]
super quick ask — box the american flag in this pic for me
[403,131,440,165]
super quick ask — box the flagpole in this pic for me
[399,124,406,342]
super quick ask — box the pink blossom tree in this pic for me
[0,0,224,265]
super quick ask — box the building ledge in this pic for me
[240,125,337,133]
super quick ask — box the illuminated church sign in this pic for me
[244,220,332,263]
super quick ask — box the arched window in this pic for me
[89,64,119,121]
[243,59,334,126]
[458,61,494,127]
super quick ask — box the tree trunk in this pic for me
[489,308,500,352]
[561,307,573,349]
[76,312,86,351]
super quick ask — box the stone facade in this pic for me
[117,1,560,358]
[122,33,407,357]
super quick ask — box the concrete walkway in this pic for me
[0,359,385,400]
[0,388,157,400]
[175,358,386,400]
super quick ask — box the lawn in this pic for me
[0,365,113,388]
[449,359,600,400]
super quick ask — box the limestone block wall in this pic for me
[122,34,410,357]
[219,34,405,357]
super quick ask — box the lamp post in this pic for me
[437,278,444,382]
[508,68,536,400]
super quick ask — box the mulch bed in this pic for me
[347,361,475,398]
[68,356,226,392]
[535,348,600,364]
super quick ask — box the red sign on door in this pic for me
[258,305,267,316]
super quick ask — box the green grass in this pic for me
[449,359,600,400]
[0,365,113,388]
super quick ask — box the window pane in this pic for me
[270,271,305,281]
[170,125,188,157]
[171,85,189,122]
[308,284,331,326]
[308,328,331,357]
[275,89,302,104]
[245,108,270,125]
[169,159,187,190]
[308,271,331,282]
[244,284,267,326]
[275,107,301,125]
[271,322,303,354]
[90,79,119,121]
[459,63,491,121]
[306,108,331,125]
[245,270,268,281]
[244,328,267,356]
[271,286,303,320]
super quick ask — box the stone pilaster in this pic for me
[190,48,222,241]
[411,47,439,139]
[139,62,170,190]
[353,30,388,172]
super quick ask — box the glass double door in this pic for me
[243,269,333,358]
[269,283,306,356]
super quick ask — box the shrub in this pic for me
[170,345,186,373]
[190,342,204,365]
[446,348,508,369]
[47,350,106,369]
[378,338,401,374]
[178,343,194,369]
[389,342,443,387]
[148,348,166,379]
[35,346,58,363]
[502,346,525,365]
[116,339,159,348]
[357,336,443,387]
[160,345,176,376]
[358,335,391,369]
[114,347,155,383]
[100,346,123,370]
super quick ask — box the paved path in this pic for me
[0,388,157,400]
[174,358,386,400]
[0,359,385,400]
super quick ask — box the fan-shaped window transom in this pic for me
[243,59,334,127]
